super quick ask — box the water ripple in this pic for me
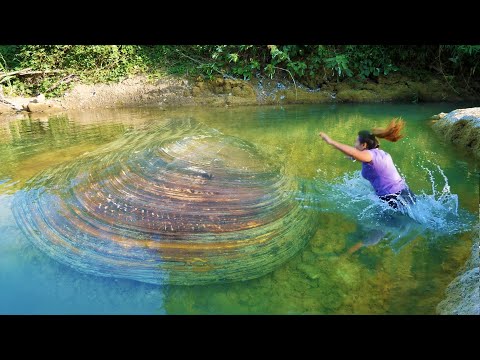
[12,118,319,285]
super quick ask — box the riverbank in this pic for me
[431,107,479,315]
[1,71,478,118]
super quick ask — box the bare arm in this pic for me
[318,132,372,163]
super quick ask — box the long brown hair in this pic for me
[358,118,405,149]
[372,118,405,142]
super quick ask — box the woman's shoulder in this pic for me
[371,148,392,161]
[367,148,382,155]
[366,148,387,162]
[371,148,388,155]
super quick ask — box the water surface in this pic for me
[0,103,477,314]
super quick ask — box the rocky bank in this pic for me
[431,107,479,315]
[1,71,478,118]
[431,107,480,159]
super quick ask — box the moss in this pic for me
[189,77,257,106]
[377,73,409,85]
[384,85,416,102]
[359,82,378,91]
[336,89,378,102]
[334,81,354,92]
[279,89,332,104]
[194,77,256,98]
[231,84,255,98]
[226,96,257,106]
[3,71,479,119]
[433,117,480,159]
[448,120,480,157]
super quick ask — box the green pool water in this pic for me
[0,102,477,314]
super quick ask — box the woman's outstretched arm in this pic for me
[318,132,372,163]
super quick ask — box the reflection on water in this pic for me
[0,103,478,314]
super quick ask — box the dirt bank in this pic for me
[1,72,478,118]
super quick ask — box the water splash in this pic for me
[300,161,475,252]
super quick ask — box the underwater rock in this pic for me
[12,118,318,285]
[436,240,480,315]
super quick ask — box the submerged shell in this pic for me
[13,119,318,285]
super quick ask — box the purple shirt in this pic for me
[361,148,406,196]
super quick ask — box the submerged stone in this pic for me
[437,240,480,315]
[13,118,319,285]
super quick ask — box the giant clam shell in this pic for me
[13,119,318,285]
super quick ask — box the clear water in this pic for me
[0,103,478,314]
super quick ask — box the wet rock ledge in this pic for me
[432,107,479,315]
[431,107,480,159]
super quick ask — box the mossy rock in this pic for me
[334,81,353,92]
[336,89,378,102]
[226,96,257,106]
[191,86,203,97]
[200,97,226,107]
[192,77,256,99]
[432,107,480,158]
[377,85,415,102]
[359,82,379,91]
[231,84,255,98]
[277,89,331,104]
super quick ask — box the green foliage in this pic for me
[199,45,269,80]
[0,45,194,97]
[0,46,19,68]
[190,45,403,85]
[442,45,480,74]
[14,45,150,94]
[343,46,398,78]
[324,54,353,78]
[1,45,479,97]
[198,63,221,78]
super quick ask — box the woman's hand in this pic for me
[318,132,332,145]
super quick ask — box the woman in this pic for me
[319,118,415,209]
